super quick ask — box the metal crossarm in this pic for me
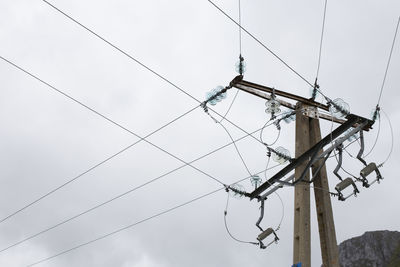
[249,114,372,199]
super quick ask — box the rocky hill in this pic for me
[338,230,400,267]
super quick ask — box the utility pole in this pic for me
[227,76,373,267]
[293,103,312,267]
[293,103,339,267]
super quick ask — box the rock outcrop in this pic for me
[338,230,400,267]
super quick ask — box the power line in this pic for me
[316,0,328,79]
[380,109,394,166]
[377,16,400,106]
[218,121,253,177]
[0,55,225,217]
[26,188,222,267]
[0,126,267,253]
[223,193,259,246]
[40,0,263,146]
[218,89,240,123]
[238,0,242,55]
[26,165,281,267]
[207,0,314,88]
[0,101,198,224]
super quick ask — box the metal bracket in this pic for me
[302,106,319,119]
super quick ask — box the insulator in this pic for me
[209,98,217,105]
[205,86,226,105]
[360,162,377,177]
[265,99,281,115]
[343,128,359,142]
[272,146,291,164]
[329,98,350,118]
[250,175,262,187]
[370,108,380,121]
[257,228,274,241]
[229,183,245,199]
[235,60,246,74]
[309,86,321,100]
[282,111,296,124]
[215,86,227,100]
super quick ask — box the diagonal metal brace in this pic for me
[249,115,372,199]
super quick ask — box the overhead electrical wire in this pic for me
[216,89,240,124]
[218,121,253,177]
[207,0,314,89]
[364,16,398,164]
[259,118,280,146]
[0,126,269,253]
[315,0,328,80]
[377,16,400,107]
[0,56,225,220]
[238,0,242,56]
[379,109,394,167]
[223,194,258,246]
[363,116,381,158]
[40,0,264,147]
[0,101,199,224]
[25,165,281,267]
[26,188,222,267]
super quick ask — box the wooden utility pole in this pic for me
[293,103,311,266]
[293,103,339,267]
[309,115,340,267]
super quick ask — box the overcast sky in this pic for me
[0,0,399,266]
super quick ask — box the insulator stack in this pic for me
[265,99,281,115]
[235,60,246,74]
[250,175,262,188]
[272,146,291,164]
[229,183,246,199]
[205,86,227,105]
[329,98,350,118]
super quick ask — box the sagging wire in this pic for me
[259,116,282,147]
[362,16,398,161]
[203,90,286,179]
[262,155,285,232]
[360,16,398,168]
[223,164,283,248]
[363,114,381,158]
[378,109,394,167]
[218,121,253,177]
[224,193,259,246]
[260,109,296,147]
[218,89,240,123]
